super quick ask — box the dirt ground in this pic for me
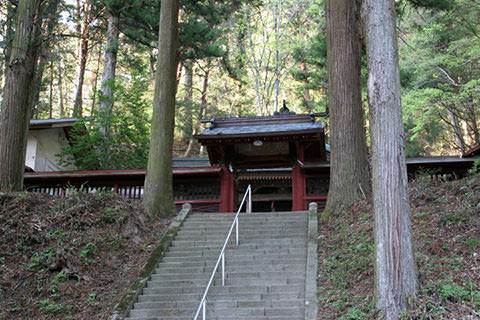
[317,174,480,319]
[0,191,170,320]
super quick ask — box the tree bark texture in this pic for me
[143,0,180,217]
[182,60,193,145]
[0,0,43,191]
[184,63,210,157]
[99,12,120,135]
[73,1,92,117]
[90,43,103,115]
[1,2,16,95]
[73,36,88,117]
[57,55,65,118]
[448,110,466,153]
[31,0,60,118]
[364,0,417,318]
[323,0,371,218]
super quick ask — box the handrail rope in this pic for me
[192,185,252,320]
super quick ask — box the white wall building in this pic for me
[26,118,78,172]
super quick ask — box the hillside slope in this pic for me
[0,192,170,320]
[317,174,480,319]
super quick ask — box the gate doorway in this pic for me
[237,171,292,212]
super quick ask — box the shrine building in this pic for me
[195,111,329,212]
[23,112,479,213]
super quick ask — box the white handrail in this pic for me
[193,185,252,320]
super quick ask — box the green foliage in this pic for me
[80,242,98,265]
[49,273,67,295]
[399,0,480,155]
[58,71,150,170]
[27,248,55,271]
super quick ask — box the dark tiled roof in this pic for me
[30,118,79,128]
[198,121,324,137]
[172,158,211,168]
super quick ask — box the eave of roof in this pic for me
[463,144,480,158]
[196,122,325,140]
[23,167,221,180]
[29,118,79,129]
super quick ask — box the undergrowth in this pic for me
[317,173,480,319]
[0,191,170,320]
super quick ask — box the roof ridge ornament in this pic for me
[274,100,296,116]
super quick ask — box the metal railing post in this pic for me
[192,185,251,320]
[235,218,239,246]
[221,252,225,286]
[247,186,252,213]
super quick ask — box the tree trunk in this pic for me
[184,62,210,157]
[301,61,312,113]
[322,0,370,219]
[364,0,417,318]
[182,60,193,144]
[49,60,54,118]
[182,60,195,156]
[30,0,61,118]
[0,0,43,191]
[143,0,180,217]
[448,109,466,153]
[98,12,120,134]
[57,55,65,118]
[90,43,103,115]
[73,2,91,118]
[1,2,16,95]
[73,36,88,117]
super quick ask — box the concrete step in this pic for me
[171,238,306,247]
[125,211,310,320]
[155,258,307,269]
[162,249,307,259]
[152,269,306,279]
[133,299,304,310]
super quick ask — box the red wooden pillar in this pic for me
[292,142,306,211]
[220,166,235,212]
[292,162,306,211]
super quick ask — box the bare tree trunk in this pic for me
[322,0,370,219]
[0,0,43,191]
[30,0,60,118]
[90,42,103,115]
[98,12,120,134]
[364,0,417,318]
[144,0,180,217]
[301,61,312,113]
[73,1,92,117]
[49,60,54,118]
[57,55,65,118]
[273,1,280,112]
[182,60,193,147]
[184,62,210,157]
[465,99,479,144]
[1,2,17,96]
[73,36,88,117]
[448,109,466,153]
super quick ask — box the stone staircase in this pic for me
[124,211,312,320]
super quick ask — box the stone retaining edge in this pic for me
[305,202,319,320]
[109,203,192,320]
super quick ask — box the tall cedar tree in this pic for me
[0,0,43,191]
[98,10,120,135]
[364,0,417,318]
[143,0,180,217]
[322,0,370,218]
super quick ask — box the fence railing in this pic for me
[193,185,252,320]
[23,168,222,213]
